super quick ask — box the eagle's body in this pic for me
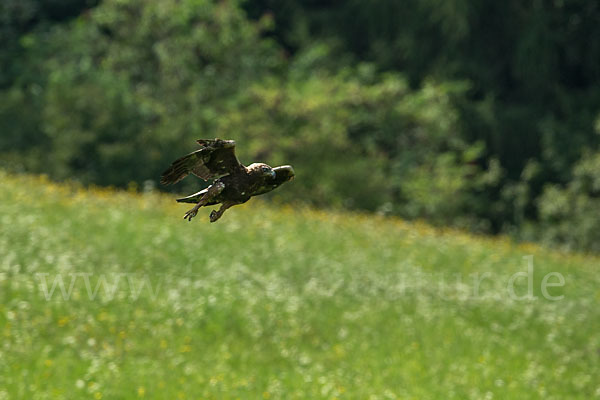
[160,139,294,222]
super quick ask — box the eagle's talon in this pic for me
[209,210,220,223]
[183,209,198,221]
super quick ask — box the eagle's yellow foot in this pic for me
[209,210,222,223]
[209,201,236,223]
[183,205,201,221]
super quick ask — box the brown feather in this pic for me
[160,139,245,185]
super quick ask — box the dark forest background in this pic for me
[2,0,599,251]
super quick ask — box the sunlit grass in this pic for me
[1,171,599,399]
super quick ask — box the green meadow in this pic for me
[1,171,599,399]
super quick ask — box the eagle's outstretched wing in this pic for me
[160,139,245,185]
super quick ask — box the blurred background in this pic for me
[1,0,599,252]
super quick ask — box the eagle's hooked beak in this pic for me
[273,165,295,182]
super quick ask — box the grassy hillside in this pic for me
[1,171,599,399]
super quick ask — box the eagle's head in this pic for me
[247,164,295,197]
[248,163,277,179]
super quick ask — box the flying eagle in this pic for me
[160,139,295,222]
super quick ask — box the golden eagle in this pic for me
[161,139,295,222]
